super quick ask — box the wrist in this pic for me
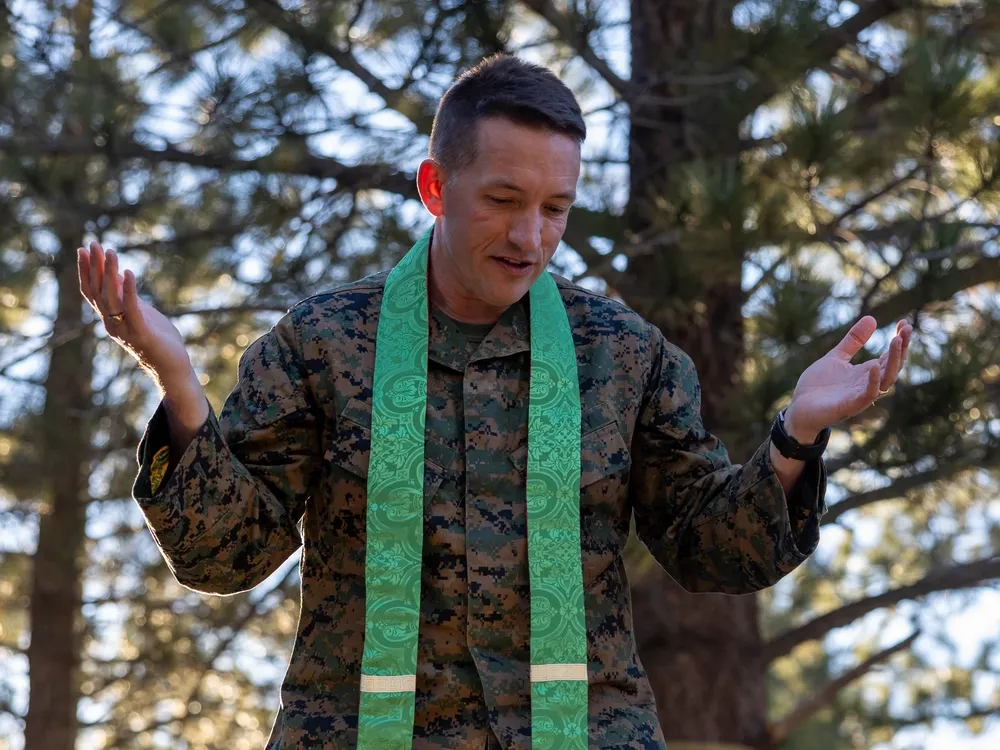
[161,370,209,433]
[783,406,822,444]
[770,407,830,463]
[156,365,200,397]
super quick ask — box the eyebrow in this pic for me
[484,179,576,202]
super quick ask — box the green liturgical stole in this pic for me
[357,230,588,749]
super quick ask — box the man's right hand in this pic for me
[78,240,209,441]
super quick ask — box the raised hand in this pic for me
[77,240,194,390]
[784,316,913,440]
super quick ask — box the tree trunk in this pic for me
[626,1,766,746]
[24,4,94,749]
[24,243,94,750]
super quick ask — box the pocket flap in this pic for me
[508,410,631,487]
[324,396,460,476]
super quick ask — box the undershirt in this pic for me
[439,310,495,347]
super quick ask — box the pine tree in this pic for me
[1,1,997,748]
[616,1,1000,746]
[2,1,324,747]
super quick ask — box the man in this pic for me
[78,54,912,749]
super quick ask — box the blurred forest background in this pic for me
[1,0,999,749]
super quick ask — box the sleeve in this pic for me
[629,327,827,595]
[131,312,322,595]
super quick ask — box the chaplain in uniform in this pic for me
[78,54,912,749]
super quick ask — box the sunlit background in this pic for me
[1,1,998,749]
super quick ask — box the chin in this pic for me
[488,281,533,308]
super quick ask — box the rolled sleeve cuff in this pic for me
[131,398,225,553]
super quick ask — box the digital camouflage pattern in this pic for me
[132,271,827,749]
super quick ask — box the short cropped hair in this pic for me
[429,54,587,177]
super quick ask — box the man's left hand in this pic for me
[784,316,913,443]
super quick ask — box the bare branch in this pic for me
[826,162,923,230]
[0,326,88,378]
[765,631,919,747]
[763,558,1000,662]
[873,704,1000,731]
[519,0,630,96]
[561,231,627,288]
[822,444,1000,525]
[861,253,1000,320]
[1,137,420,201]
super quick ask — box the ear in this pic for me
[417,159,446,217]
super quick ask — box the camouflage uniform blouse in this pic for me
[132,271,827,749]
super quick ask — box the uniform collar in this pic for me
[428,297,531,372]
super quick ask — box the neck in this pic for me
[428,224,507,324]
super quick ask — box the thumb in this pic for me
[830,315,877,361]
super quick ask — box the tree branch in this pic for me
[1,136,420,201]
[822,366,1000,475]
[569,206,626,242]
[822,444,1000,525]
[520,0,630,96]
[763,557,1000,662]
[765,631,919,747]
[736,0,915,119]
[245,0,436,133]
[745,163,923,298]
[824,221,999,250]
[112,223,246,254]
[560,209,627,287]
[873,704,999,731]
[806,254,1000,358]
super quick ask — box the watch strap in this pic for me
[770,409,830,461]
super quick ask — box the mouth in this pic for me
[492,256,535,274]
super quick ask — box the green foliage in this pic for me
[1,0,998,748]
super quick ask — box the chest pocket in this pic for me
[507,405,632,487]
[316,396,461,575]
[507,405,632,587]
[323,396,461,491]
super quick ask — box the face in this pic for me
[417,116,581,323]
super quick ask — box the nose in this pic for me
[507,209,543,256]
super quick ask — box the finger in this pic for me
[123,269,143,329]
[900,323,912,362]
[847,360,881,415]
[102,249,125,317]
[89,241,105,314]
[831,315,878,361]
[78,247,93,301]
[879,335,903,391]
[859,361,881,412]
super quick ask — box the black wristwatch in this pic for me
[770,409,830,460]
